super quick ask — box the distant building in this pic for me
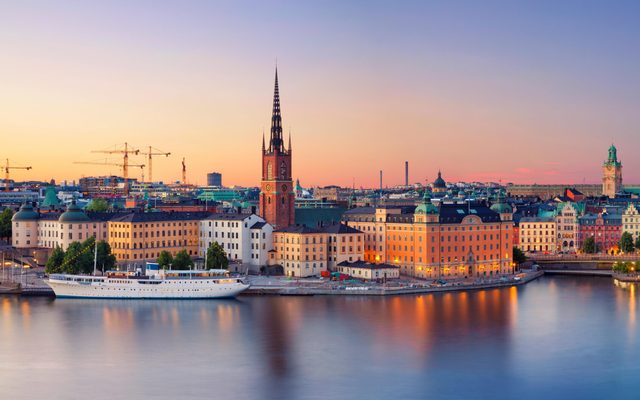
[432,171,447,193]
[508,184,601,199]
[336,261,400,281]
[602,144,623,198]
[555,203,579,253]
[622,203,640,243]
[206,172,222,187]
[313,186,352,203]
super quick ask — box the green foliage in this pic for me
[45,246,65,274]
[157,251,173,269]
[619,232,635,254]
[96,240,116,272]
[582,236,597,254]
[513,247,527,264]
[636,235,640,250]
[206,242,229,269]
[172,250,193,270]
[613,261,635,274]
[85,198,110,212]
[61,238,95,274]
[0,208,13,240]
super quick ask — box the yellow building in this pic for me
[518,217,556,253]
[108,212,208,262]
[270,223,364,277]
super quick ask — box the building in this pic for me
[602,144,623,198]
[313,186,353,202]
[622,203,640,243]
[79,176,128,196]
[270,223,364,277]
[12,202,109,250]
[107,212,208,262]
[507,184,601,199]
[432,171,447,193]
[343,192,514,279]
[578,212,622,254]
[336,261,400,281]
[198,213,272,270]
[518,217,556,253]
[555,203,579,253]
[259,68,295,229]
[206,172,222,187]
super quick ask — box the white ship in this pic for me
[46,263,250,299]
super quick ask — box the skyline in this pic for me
[2,1,640,187]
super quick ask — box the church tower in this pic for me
[602,144,622,198]
[260,68,295,228]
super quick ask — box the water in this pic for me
[1,276,639,400]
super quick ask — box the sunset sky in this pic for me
[2,1,640,187]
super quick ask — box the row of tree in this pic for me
[156,242,229,270]
[612,261,636,274]
[580,233,640,254]
[45,237,117,274]
[0,208,13,241]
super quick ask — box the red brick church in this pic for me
[260,68,295,229]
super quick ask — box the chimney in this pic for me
[405,161,408,186]
[379,170,383,192]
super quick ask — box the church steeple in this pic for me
[269,67,284,153]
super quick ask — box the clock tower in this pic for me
[260,68,295,229]
[602,144,622,198]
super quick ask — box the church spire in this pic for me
[288,129,292,153]
[270,67,284,153]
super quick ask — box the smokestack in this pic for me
[405,161,408,187]
[379,170,383,192]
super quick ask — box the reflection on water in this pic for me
[1,277,639,400]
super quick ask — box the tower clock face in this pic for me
[282,184,287,192]
[265,184,271,191]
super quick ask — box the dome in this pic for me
[12,203,39,221]
[490,202,513,214]
[415,191,438,215]
[59,202,90,223]
[433,171,446,189]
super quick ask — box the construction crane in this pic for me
[4,159,32,192]
[140,146,170,183]
[73,159,145,196]
[87,143,140,196]
[182,157,187,184]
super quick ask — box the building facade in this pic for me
[343,194,514,279]
[259,69,295,229]
[518,217,557,253]
[555,203,579,253]
[622,203,640,243]
[198,213,273,269]
[602,144,623,198]
[578,212,622,254]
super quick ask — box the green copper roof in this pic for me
[59,202,90,223]
[12,203,39,221]
[490,202,513,214]
[415,191,438,215]
[41,186,60,207]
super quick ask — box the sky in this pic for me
[1,0,640,188]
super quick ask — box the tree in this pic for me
[96,240,116,272]
[619,232,635,254]
[0,208,13,241]
[513,247,527,264]
[85,198,110,212]
[157,251,173,269]
[636,235,640,251]
[45,246,65,274]
[172,250,193,270]
[61,240,94,274]
[582,236,597,254]
[613,261,631,273]
[206,242,229,269]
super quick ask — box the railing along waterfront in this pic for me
[529,254,640,262]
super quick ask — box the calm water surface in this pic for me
[1,276,639,400]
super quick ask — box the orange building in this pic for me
[108,212,208,262]
[343,193,514,279]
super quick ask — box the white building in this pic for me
[198,213,273,270]
[555,203,579,253]
[622,203,640,242]
[12,202,109,250]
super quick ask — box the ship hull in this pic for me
[46,277,249,299]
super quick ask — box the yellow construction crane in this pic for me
[140,146,170,183]
[86,143,140,195]
[73,159,145,196]
[4,159,32,192]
